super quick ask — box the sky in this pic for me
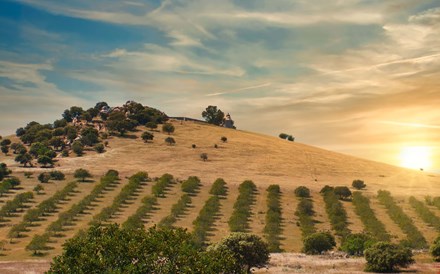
[1,0,439,171]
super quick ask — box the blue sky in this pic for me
[1,0,440,170]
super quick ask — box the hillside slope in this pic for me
[2,119,439,197]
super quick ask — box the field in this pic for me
[1,119,440,272]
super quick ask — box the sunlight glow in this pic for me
[400,146,432,170]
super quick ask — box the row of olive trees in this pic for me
[352,191,390,241]
[123,173,175,230]
[320,186,350,237]
[228,180,257,232]
[90,172,148,224]
[159,194,192,227]
[25,171,120,254]
[0,176,20,197]
[377,190,427,248]
[0,192,33,222]
[8,182,78,240]
[409,196,440,231]
[263,184,283,252]
[158,176,199,228]
[192,179,227,245]
[294,186,316,238]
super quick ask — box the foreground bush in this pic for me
[340,233,375,256]
[364,241,414,272]
[431,236,440,262]
[302,231,336,255]
[48,224,236,273]
[209,232,269,273]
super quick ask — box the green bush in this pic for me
[181,176,201,194]
[430,236,440,262]
[334,186,352,200]
[141,131,154,142]
[209,178,227,196]
[294,186,310,198]
[71,141,84,156]
[94,143,105,153]
[209,232,269,273]
[50,171,65,180]
[38,172,50,183]
[73,168,92,182]
[162,123,175,134]
[364,241,414,272]
[340,233,375,256]
[302,231,336,255]
[352,179,366,190]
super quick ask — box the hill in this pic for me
[1,103,440,272]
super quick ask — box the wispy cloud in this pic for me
[206,82,271,97]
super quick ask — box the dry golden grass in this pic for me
[1,119,440,272]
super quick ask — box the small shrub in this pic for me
[94,143,105,153]
[364,241,414,272]
[162,123,175,135]
[334,186,352,200]
[320,185,334,193]
[221,136,227,143]
[72,141,84,156]
[214,144,218,148]
[50,171,65,180]
[141,131,154,142]
[200,153,208,161]
[430,236,440,262]
[61,150,69,157]
[302,231,336,254]
[165,137,175,145]
[33,184,44,195]
[209,233,269,273]
[340,233,375,256]
[145,121,157,130]
[38,172,50,183]
[352,179,366,190]
[294,186,310,198]
[74,168,92,182]
[24,172,33,178]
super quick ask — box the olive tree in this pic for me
[209,232,269,273]
[162,123,175,135]
[202,106,224,126]
[364,241,414,272]
[302,231,336,255]
[73,168,92,182]
[430,236,440,262]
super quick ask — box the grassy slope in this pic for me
[0,119,440,261]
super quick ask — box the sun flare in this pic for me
[400,146,432,170]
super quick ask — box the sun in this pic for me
[400,146,432,170]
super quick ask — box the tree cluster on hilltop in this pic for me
[9,101,168,167]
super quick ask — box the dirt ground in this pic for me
[1,254,440,273]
